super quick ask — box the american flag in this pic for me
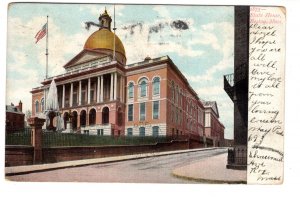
[35,23,47,43]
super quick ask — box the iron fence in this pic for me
[42,132,184,148]
[5,127,32,146]
[227,147,247,165]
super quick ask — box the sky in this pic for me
[6,3,234,139]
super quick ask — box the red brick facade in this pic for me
[6,101,25,133]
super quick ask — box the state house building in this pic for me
[31,10,224,143]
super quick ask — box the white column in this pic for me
[122,77,125,102]
[119,76,122,102]
[110,73,114,101]
[88,78,91,104]
[97,76,100,103]
[79,80,82,105]
[44,88,46,107]
[120,76,123,102]
[70,83,73,107]
[62,84,65,108]
[100,75,104,102]
[114,72,117,100]
[43,88,47,111]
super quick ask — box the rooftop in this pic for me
[6,104,24,115]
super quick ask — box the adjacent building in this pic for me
[203,101,225,147]
[31,9,224,143]
[224,6,249,169]
[6,101,24,133]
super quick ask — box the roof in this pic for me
[6,105,24,115]
[203,101,219,118]
[84,28,126,57]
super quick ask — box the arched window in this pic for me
[175,86,178,104]
[139,78,148,97]
[128,82,134,99]
[80,110,87,127]
[152,77,160,96]
[89,108,96,125]
[102,107,109,124]
[35,101,39,113]
[152,126,159,137]
[139,127,145,136]
[41,98,44,112]
[63,112,69,129]
[171,81,175,101]
[72,111,78,130]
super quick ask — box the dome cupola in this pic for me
[84,9,126,64]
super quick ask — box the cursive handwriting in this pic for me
[248,7,284,184]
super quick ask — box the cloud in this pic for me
[80,4,125,18]
[6,16,91,111]
[117,18,203,63]
[153,5,171,19]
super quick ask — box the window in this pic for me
[72,92,77,106]
[139,127,145,136]
[90,90,94,103]
[171,105,174,123]
[171,81,175,101]
[127,128,133,136]
[152,77,160,96]
[139,78,148,97]
[81,92,85,104]
[186,102,189,112]
[140,103,146,121]
[84,130,89,135]
[128,104,133,121]
[180,91,183,107]
[97,129,104,136]
[180,110,182,125]
[41,98,44,112]
[35,101,39,113]
[153,101,159,119]
[175,86,178,104]
[128,82,134,99]
[152,126,159,137]
[176,108,179,124]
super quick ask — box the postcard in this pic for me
[4,3,285,184]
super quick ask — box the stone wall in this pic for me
[5,146,34,166]
[5,140,190,166]
[42,140,189,163]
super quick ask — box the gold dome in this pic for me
[84,28,126,57]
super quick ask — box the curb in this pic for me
[172,172,247,184]
[5,147,226,176]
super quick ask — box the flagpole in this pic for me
[113,5,116,61]
[46,15,49,79]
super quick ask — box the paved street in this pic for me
[6,148,227,183]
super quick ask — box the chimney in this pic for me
[18,100,23,112]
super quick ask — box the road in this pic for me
[6,148,227,183]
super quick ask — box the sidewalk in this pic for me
[5,147,221,176]
[172,153,247,184]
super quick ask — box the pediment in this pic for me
[63,49,108,68]
[211,102,219,118]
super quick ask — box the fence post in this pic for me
[28,117,45,164]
